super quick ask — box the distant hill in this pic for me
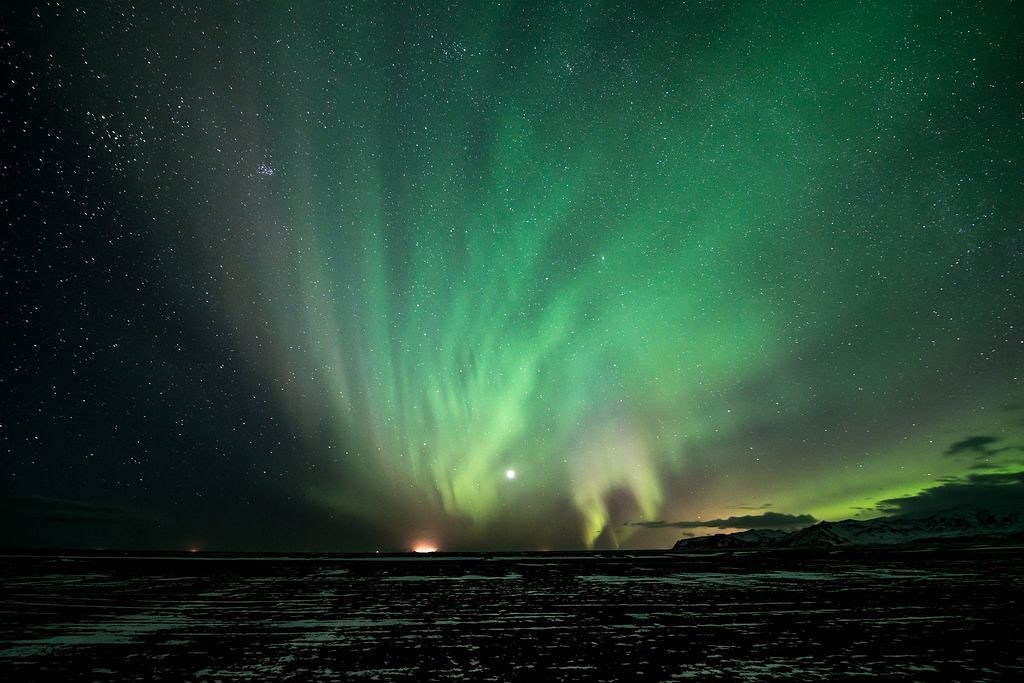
[671,509,1024,551]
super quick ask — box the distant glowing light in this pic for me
[413,543,438,553]
[506,469,517,480]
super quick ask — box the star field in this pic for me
[2,1,1023,551]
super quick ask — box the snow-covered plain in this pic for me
[1,548,1021,680]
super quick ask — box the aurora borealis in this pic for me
[3,1,1024,552]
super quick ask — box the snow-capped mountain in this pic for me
[670,529,790,549]
[672,509,1024,551]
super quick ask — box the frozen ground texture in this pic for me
[1,548,1022,681]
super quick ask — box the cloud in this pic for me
[728,502,773,510]
[628,511,815,530]
[944,435,1001,457]
[943,435,1023,460]
[0,495,158,526]
[877,471,1024,517]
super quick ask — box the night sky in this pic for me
[3,1,1024,552]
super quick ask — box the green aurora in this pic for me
[5,1,1024,550]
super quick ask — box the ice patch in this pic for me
[280,618,417,629]
[0,612,191,658]
[383,572,521,582]
[580,571,834,587]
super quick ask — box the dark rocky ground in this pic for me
[1,547,1022,681]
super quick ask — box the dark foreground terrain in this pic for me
[1,547,1022,681]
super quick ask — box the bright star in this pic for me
[506,469,516,480]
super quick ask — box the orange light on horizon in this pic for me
[412,542,438,553]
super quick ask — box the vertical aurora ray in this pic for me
[203,0,1024,548]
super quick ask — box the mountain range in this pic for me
[671,509,1024,551]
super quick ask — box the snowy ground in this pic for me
[1,548,1021,680]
